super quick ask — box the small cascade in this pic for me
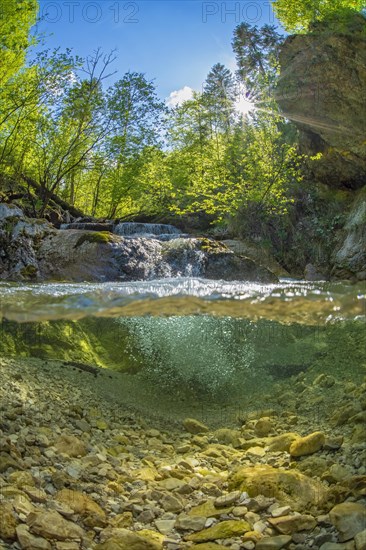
[114,222,182,239]
[158,239,207,277]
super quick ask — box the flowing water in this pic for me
[0,278,365,423]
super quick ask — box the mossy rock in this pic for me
[75,231,117,248]
[185,520,250,542]
[228,464,328,512]
[199,238,228,253]
[188,501,234,518]
[20,264,38,279]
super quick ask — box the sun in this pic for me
[234,95,256,116]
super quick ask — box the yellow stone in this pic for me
[243,531,263,542]
[289,432,325,457]
[96,420,109,431]
[56,489,105,524]
[185,520,250,542]
[228,464,328,511]
[135,467,159,482]
[111,513,133,528]
[138,529,164,547]
[188,501,233,518]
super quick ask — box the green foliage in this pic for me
[232,23,283,98]
[168,100,303,224]
[0,0,37,86]
[0,4,308,242]
[272,0,365,33]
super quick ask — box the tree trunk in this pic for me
[21,174,85,219]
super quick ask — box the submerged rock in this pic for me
[26,510,85,541]
[183,418,209,434]
[329,502,366,542]
[95,532,161,550]
[289,431,325,457]
[185,520,251,542]
[268,514,317,534]
[255,536,292,550]
[228,465,328,512]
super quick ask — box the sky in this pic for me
[35,0,280,105]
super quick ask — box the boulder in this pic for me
[16,524,51,550]
[55,435,87,458]
[0,203,23,220]
[204,250,277,283]
[188,500,234,519]
[228,465,328,511]
[55,489,106,525]
[183,418,209,434]
[94,531,161,550]
[275,13,366,190]
[0,501,18,540]
[268,514,317,534]
[222,239,289,277]
[27,510,84,541]
[256,536,292,550]
[355,530,366,550]
[329,502,366,542]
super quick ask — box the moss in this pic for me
[75,231,116,248]
[2,216,19,235]
[20,264,38,279]
[200,238,228,253]
[0,318,142,374]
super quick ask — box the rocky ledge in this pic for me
[0,204,277,283]
[0,356,365,550]
[275,13,366,191]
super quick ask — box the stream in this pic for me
[0,276,365,421]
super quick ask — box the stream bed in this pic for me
[0,278,366,549]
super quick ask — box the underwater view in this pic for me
[0,278,365,549]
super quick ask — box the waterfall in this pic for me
[114,222,183,239]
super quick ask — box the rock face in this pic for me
[0,208,277,283]
[275,13,366,190]
[332,187,366,280]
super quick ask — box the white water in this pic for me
[114,222,183,239]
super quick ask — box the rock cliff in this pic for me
[275,13,366,190]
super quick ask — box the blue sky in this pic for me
[35,1,280,102]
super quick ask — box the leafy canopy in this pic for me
[0,0,38,86]
[272,0,366,33]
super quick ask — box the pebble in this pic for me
[0,356,365,550]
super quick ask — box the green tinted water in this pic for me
[0,279,364,412]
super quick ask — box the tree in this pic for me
[272,0,365,33]
[0,0,38,87]
[203,63,236,132]
[232,23,283,99]
[22,49,115,214]
[105,72,166,217]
